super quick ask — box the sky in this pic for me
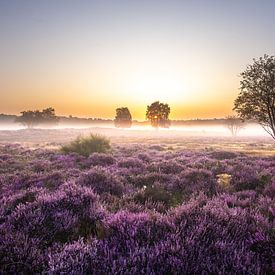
[0,0,274,120]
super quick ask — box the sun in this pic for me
[124,71,190,103]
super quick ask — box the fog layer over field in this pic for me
[0,123,268,137]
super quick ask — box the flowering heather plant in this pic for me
[49,195,273,274]
[137,152,152,162]
[76,168,125,196]
[208,150,240,160]
[148,160,184,174]
[174,168,217,197]
[88,152,116,167]
[263,181,275,198]
[129,172,172,188]
[3,183,105,244]
[117,157,145,169]
[0,144,274,273]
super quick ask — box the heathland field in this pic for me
[0,128,274,273]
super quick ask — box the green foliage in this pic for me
[234,54,275,139]
[61,134,111,156]
[146,101,170,128]
[15,107,59,128]
[114,107,132,128]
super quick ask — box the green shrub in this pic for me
[61,134,111,156]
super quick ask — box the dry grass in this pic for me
[0,128,274,156]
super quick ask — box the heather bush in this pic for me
[0,232,48,273]
[88,152,115,166]
[76,168,125,196]
[174,168,217,197]
[4,183,105,246]
[148,144,165,151]
[117,157,145,169]
[49,195,273,274]
[229,164,272,192]
[129,172,171,188]
[0,187,42,223]
[1,170,66,193]
[109,197,167,213]
[208,150,239,160]
[134,185,173,207]
[0,144,274,273]
[148,160,184,174]
[137,152,151,162]
[50,153,77,169]
[170,195,273,273]
[61,134,111,156]
[256,196,275,224]
[263,181,275,198]
[28,159,52,172]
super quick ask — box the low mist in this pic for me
[0,122,268,137]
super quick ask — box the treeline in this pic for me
[0,114,16,123]
[0,112,249,126]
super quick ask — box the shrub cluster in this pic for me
[61,134,111,156]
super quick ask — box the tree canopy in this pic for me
[15,107,59,128]
[114,107,132,128]
[146,101,170,128]
[234,54,275,139]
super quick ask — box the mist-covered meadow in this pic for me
[1,0,275,273]
[0,128,274,274]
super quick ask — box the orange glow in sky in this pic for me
[0,1,274,120]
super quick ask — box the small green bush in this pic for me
[61,134,111,156]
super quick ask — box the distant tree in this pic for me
[16,107,59,128]
[15,110,41,128]
[40,107,59,126]
[146,101,170,128]
[224,115,244,136]
[114,107,132,128]
[234,54,275,140]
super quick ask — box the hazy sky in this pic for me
[0,0,274,119]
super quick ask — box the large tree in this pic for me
[234,55,275,139]
[114,107,132,128]
[16,107,59,128]
[146,101,170,128]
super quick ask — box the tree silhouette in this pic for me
[146,101,170,128]
[16,107,59,128]
[224,115,244,136]
[114,107,132,128]
[40,107,59,125]
[234,55,275,139]
[15,110,41,129]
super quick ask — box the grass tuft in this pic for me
[61,134,111,156]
